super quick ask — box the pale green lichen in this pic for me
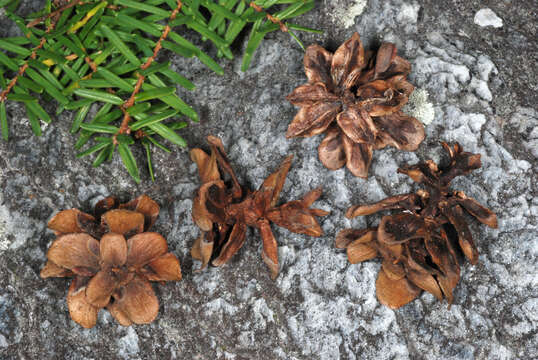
[331,0,368,28]
[403,88,435,125]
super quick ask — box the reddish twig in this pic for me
[0,22,58,102]
[114,0,183,142]
[0,0,83,102]
[249,2,288,32]
[27,0,84,28]
[134,129,146,139]
[84,56,97,73]
[0,38,45,101]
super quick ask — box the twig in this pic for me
[27,0,84,28]
[0,0,83,102]
[114,0,183,142]
[84,56,97,72]
[249,2,288,32]
[0,38,45,101]
[0,23,57,102]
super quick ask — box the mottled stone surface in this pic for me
[0,0,537,359]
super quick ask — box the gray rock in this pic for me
[0,0,536,359]
[474,8,503,29]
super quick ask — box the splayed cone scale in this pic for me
[190,136,329,279]
[286,32,425,178]
[337,143,498,308]
[41,195,182,328]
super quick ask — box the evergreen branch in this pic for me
[249,2,288,32]
[0,37,46,102]
[0,11,64,102]
[27,0,83,28]
[115,0,183,141]
[0,0,319,182]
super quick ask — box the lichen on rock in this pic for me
[402,88,435,125]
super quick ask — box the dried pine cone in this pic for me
[286,32,425,178]
[190,136,329,279]
[41,195,182,328]
[337,143,497,308]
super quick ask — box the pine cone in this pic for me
[337,143,498,308]
[190,136,328,279]
[41,195,181,328]
[286,32,425,178]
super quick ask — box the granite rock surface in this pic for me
[0,0,536,359]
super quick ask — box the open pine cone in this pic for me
[41,195,182,328]
[286,32,425,178]
[337,143,497,308]
[190,136,328,279]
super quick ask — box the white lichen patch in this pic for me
[251,298,275,330]
[0,199,41,253]
[397,2,420,24]
[203,298,239,317]
[474,8,503,28]
[411,33,498,106]
[0,216,8,252]
[403,88,435,125]
[117,327,140,358]
[0,193,12,252]
[0,334,8,348]
[329,0,368,28]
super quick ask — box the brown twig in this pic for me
[0,22,58,102]
[84,56,98,73]
[114,0,183,142]
[27,0,84,28]
[249,2,288,32]
[134,129,146,139]
[0,0,83,102]
[0,38,45,102]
